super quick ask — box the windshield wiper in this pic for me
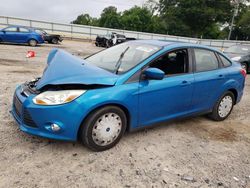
[114,46,130,74]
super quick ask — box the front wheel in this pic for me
[209,91,235,121]
[28,39,37,47]
[80,106,127,151]
[51,38,59,44]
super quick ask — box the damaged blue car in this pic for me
[12,40,246,151]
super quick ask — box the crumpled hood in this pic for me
[36,49,118,90]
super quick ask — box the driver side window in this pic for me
[149,49,189,75]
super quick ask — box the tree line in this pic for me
[72,0,250,40]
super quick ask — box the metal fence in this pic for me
[1,16,250,50]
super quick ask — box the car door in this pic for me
[191,48,227,112]
[1,27,19,42]
[138,48,195,127]
[17,27,30,43]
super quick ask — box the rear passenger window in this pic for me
[19,28,29,33]
[219,54,232,67]
[194,49,219,72]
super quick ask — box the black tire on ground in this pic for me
[28,39,38,47]
[106,39,113,48]
[80,106,127,151]
[51,38,59,44]
[241,62,248,73]
[208,91,235,121]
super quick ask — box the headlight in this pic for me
[231,56,241,61]
[33,90,86,105]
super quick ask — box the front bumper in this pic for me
[11,85,86,141]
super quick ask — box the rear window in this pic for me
[19,27,29,33]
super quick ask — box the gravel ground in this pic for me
[0,40,249,188]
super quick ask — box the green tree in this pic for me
[158,0,233,38]
[236,8,250,39]
[121,6,154,32]
[71,14,93,25]
[99,6,121,29]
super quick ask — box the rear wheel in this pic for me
[80,106,127,151]
[209,91,235,121]
[28,39,37,47]
[241,62,248,73]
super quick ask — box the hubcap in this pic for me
[92,113,122,146]
[30,40,36,46]
[218,95,233,118]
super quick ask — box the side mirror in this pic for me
[143,68,165,80]
[2,30,6,34]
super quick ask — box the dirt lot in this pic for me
[0,40,249,188]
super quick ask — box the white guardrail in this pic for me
[1,16,250,50]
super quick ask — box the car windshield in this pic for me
[225,45,250,54]
[85,42,161,74]
[35,29,46,35]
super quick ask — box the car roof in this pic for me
[5,25,33,30]
[131,39,219,51]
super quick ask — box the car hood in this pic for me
[36,49,118,90]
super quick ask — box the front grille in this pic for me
[13,94,22,118]
[23,108,38,128]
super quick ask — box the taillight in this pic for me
[240,69,247,78]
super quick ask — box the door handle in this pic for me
[181,80,190,86]
[218,74,224,79]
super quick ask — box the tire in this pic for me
[80,106,127,151]
[28,39,37,47]
[209,91,235,121]
[241,62,248,73]
[51,38,59,44]
[106,39,113,48]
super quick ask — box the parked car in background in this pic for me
[224,44,250,73]
[35,29,63,44]
[95,32,136,48]
[11,40,246,151]
[0,26,44,46]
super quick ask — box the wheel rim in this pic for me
[30,40,36,46]
[92,113,122,146]
[52,38,58,44]
[218,95,233,118]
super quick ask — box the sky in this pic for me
[1,0,145,23]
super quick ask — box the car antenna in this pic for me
[114,46,130,74]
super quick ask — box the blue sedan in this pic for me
[0,26,44,46]
[11,40,246,151]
